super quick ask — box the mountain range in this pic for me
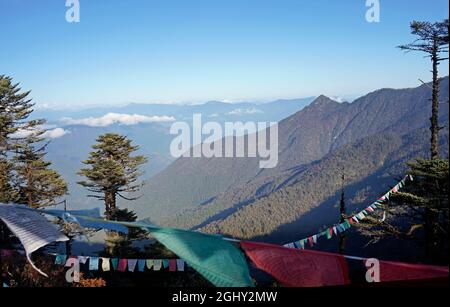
[129,77,449,245]
[40,97,315,210]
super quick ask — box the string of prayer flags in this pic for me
[23,202,255,287]
[282,175,412,249]
[52,254,187,273]
[241,241,350,287]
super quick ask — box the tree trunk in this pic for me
[338,189,346,254]
[104,189,117,220]
[26,164,35,208]
[430,36,440,160]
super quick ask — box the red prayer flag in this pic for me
[379,261,449,282]
[117,259,127,272]
[240,241,350,287]
[169,259,177,272]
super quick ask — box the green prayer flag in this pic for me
[162,259,169,268]
[326,229,332,239]
[343,220,351,229]
[111,258,118,270]
[147,227,254,287]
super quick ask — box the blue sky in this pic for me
[1,0,448,108]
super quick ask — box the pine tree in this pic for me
[398,19,449,159]
[78,133,147,219]
[0,75,67,208]
[13,137,68,208]
[0,75,45,202]
[359,158,449,264]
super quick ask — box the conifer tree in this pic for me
[1,75,44,202]
[359,158,449,264]
[398,19,449,159]
[13,136,68,208]
[0,76,67,208]
[78,133,147,219]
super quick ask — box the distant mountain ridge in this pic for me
[130,77,449,233]
[41,96,315,211]
[33,97,316,125]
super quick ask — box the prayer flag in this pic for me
[128,259,138,272]
[138,260,146,272]
[117,259,127,272]
[162,259,169,269]
[0,204,68,277]
[176,259,185,271]
[89,257,99,271]
[153,259,162,271]
[169,259,177,272]
[146,227,254,287]
[111,258,119,270]
[101,258,110,271]
[378,261,449,282]
[55,254,67,265]
[241,241,350,287]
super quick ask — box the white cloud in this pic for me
[10,127,70,139]
[43,128,70,139]
[60,113,176,127]
[9,129,34,139]
[227,108,263,115]
[327,96,346,103]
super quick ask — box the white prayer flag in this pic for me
[0,204,68,276]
